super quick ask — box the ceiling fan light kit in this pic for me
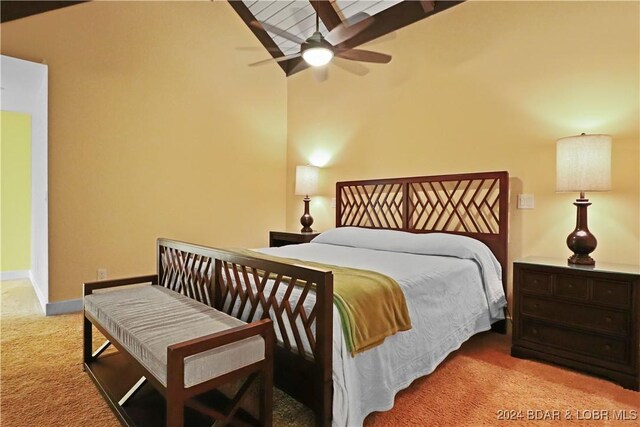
[302,47,333,67]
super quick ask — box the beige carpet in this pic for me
[1,280,638,426]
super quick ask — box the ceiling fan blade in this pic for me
[333,57,369,77]
[346,12,370,25]
[325,15,374,46]
[249,53,301,67]
[250,20,305,45]
[335,48,392,64]
[313,66,328,83]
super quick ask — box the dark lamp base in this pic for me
[300,217,313,233]
[566,197,597,267]
[568,253,595,266]
[300,196,314,233]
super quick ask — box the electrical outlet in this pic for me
[331,198,336,209]
[517,194,535,209]
[97,268,107,280]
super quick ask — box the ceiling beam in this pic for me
[337,0,465,50]
[1,1,87,23]
[227,0,289,74]
[310,0,342,31]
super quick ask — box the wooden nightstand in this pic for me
[269,231,320,248]
[511,257,639,390]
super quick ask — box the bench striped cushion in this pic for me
[84,285,265,388]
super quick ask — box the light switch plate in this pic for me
[517,194,535,209]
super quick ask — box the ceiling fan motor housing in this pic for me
[302,31,333,53]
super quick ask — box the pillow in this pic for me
[313,227,505,317]
[313,227,488,260]
[312,226,417,251]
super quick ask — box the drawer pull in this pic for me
[532,328,538,335]
[533,303,539,309]
[607,289,612,295]
[533,279,539,285]
[568,284,573,289]
[604,344,611,351]
[605,316,612,323]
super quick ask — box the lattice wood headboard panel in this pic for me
[336,171,509,284]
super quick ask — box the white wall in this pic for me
[1,55,49,313]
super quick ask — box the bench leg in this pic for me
[166,399,184,427]
[84,316,112,366]
[260,366,273,427]
[83,316,92,366]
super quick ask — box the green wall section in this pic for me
[1,111,31,271]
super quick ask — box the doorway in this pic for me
[1,55,49,313]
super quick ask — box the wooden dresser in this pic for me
[512,257,639,390]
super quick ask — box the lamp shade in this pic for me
[295,165,319,196]
[556,134,612,192]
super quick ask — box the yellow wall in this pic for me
[0,111,31,271]
[286,1,640,301]
[1,1,287,301]
[1,1,638,304]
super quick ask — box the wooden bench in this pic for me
[83,238,334,426]
[83,276,274,427]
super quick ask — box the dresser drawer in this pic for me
[521,296,628,335]
[592,279,632,308]
[521,271,552,295]
[520,321,628,364]
[555,275,589,300]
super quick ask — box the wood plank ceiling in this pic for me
[229,0,465,75]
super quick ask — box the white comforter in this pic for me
[257,228,506,427]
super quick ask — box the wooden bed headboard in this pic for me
[335,171,509,287]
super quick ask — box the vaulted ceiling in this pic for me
[229,1,464,75]
[1,1,465,77]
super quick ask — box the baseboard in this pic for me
[45,298,82,316]
[0,270,30,280]
[29,271,48,315]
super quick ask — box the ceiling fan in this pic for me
[248,4,391,76]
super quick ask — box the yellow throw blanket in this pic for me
[227,249,412,356]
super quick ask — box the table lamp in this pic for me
[295,165,319,233]
[556,133,612,266]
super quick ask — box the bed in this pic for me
[156,171,509,427]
